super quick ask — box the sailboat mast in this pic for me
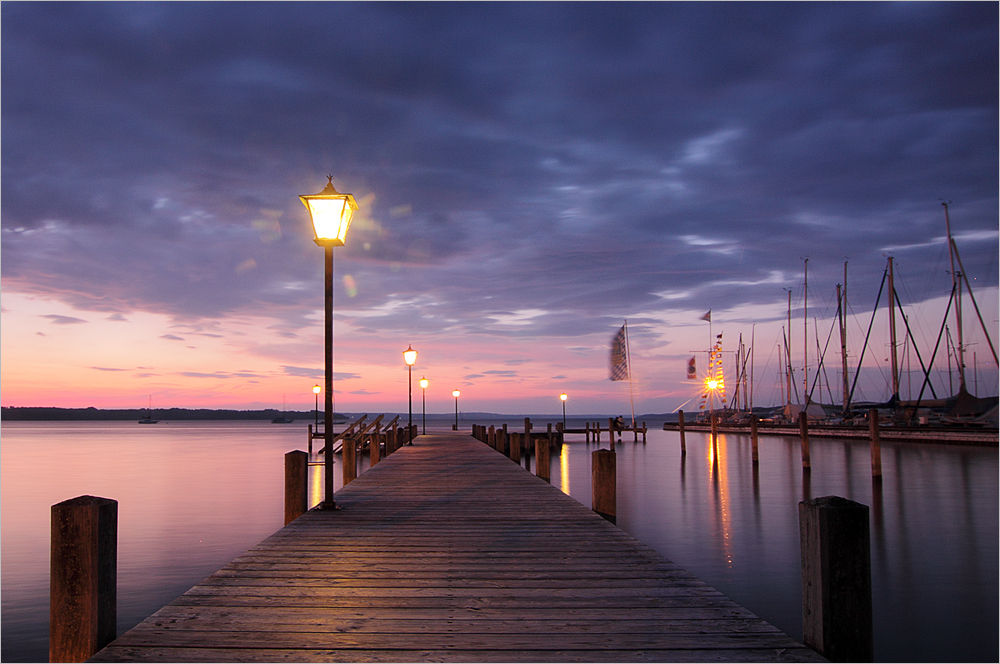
[625,319,635,427]
[786,291,792,405]
[803,259,809,404]
[888,256,900,398]
[838,282,849,415]
[943,203,967,392]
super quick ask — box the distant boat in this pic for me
[272,394,294,424]
[138,395,159,424]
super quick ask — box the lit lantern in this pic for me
[300,175,359,246]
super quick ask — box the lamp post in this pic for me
[313,384,321,433]
[452,389,461,430]
[301,176,358,510]
[560,393,567,428]
[404,346,417,442]
[419,377,428,435]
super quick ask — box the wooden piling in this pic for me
[509,432,521,465]
[710,412,718,443]
[50,496,117,663]
[536,424,551,482]
[591,449,616,523]
[799,411,811,470]
[799,496,873,662]
[678,410,686,455]
[750,414,759,465]
[307,424,313,457]
[869,409,882,479]
[343,435,357,485]
[284,451,308,525]
[371,430,382,465]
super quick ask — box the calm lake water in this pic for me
[2,419,996,662]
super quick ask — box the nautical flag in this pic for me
[687,357,697,380]
[701,310,712,322]
[610,325,629,381]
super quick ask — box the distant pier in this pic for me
[89,431,821,662]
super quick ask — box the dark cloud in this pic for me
[41,315,87,325]
[2,2,996,342]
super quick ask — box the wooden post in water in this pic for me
[536,424,551,482]
[710,412,718,443]
[284,451,308,524]
[678,410,686,455]
[50,496,117,663]
[371,429,381,465]
[592,449,616,523]
[585,422,590,443]
[799,496,873,662]
[868,409,883,479]
[798,411,811,470]
[343,435,357,485]
[750,414,759,465]
[509,432,521,465]
[307,424,313,457]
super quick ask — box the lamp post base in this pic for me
[316,501,341,511]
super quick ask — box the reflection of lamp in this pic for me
[419,377,428,435]
[452,390,461,430]
[301,176,358,509]
[312,384,321,434]
[404,346,417,442]
[560,393,568,428]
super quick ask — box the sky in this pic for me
[2,2,998,415]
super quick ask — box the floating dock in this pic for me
[90,431,822,662]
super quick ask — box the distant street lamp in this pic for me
[419,377,429,435]
[312,384,321,433]
[560,393,568,428]
[452,389,461,430]
[404,346,417,442]
[301,176,358,509]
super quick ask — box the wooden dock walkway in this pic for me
[90,431,822,662]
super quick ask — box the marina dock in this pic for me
[89,431,822,662]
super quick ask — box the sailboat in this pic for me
[138,395,159,424]
[272,394,294,423]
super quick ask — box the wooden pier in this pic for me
[90,431,821,662]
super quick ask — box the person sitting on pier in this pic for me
[614,416,625,439]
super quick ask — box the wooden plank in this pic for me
[91,431,823,662]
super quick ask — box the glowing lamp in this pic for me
[452,390,461,398]
[312,385,321,395]
[420,377,429,390]
[300,175,359,247]
[560,393,568,401]
[403,345,417,366]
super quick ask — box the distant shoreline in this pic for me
[1,406,674,422]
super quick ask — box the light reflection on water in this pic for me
[2,420,996,662]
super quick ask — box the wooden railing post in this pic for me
[536,424,551,482]
[488,425,496,450]
[869,409,882,479]
[371,430,382,466]
[799,410,811,470]
[592,449,616,523]
[678,410,687,456]
[799,496,873,662]
[50,496,117,663]
[284,451,308,524]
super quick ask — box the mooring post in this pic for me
[711,412,718,443]
[509,431,521,465]
[307,424,313,457]
[799,411,811,470]
[751,414,759,465]
[284,451,309,524]
[343,435,357,485]
[585,422,590,443]
[50,496,117,663]
[799,496,873,662]
[869,409,882,479]
[678,410,686,455]
[371,429,382,465]
[536,424,551,482]
[501,424,508,456]
[592,449,616,523]
[556,421,564,445]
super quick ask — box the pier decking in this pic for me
[90,431,822,662]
